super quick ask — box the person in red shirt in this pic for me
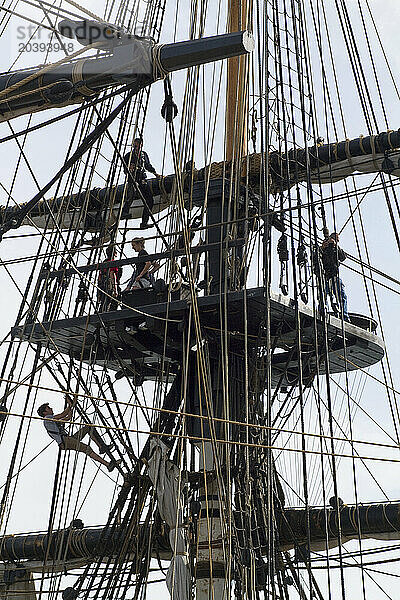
[97,245,122,312]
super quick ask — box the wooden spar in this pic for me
[0,32,254,123]
[226,0,249,162]
[2,129,400,235]
[2,502,400,562]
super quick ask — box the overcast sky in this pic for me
[0,1,399,598]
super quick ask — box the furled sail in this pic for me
[148,439,191,600]
[2,502,399,564]
[0,30,254,122]
[201,129,400,192]
[1,129,399,234]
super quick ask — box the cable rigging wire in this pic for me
[0,0,400,598]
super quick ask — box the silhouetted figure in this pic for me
[320,232,349,321]
[123,138,158,228]
[125,237,153,290]
[97,246,122,311]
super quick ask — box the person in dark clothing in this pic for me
[37,395,121,472]
[97,245,122,312]
[320,232,349,321]
[123,138,158,228]
[125,237,153,290]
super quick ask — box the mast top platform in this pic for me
[12,288,385,388]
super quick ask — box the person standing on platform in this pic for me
[97,245,122,312]
[123,138,159,229]
[125,237,153,291]
[320,231,349,321]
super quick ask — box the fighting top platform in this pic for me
[12,287,384,388]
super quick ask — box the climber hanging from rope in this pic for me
[37,395,121,472]
[122,137,159,228]
[320,231,349,321]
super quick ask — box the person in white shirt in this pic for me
[37,395,120,472]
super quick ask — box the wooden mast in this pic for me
[226,0,249,162]
[195,5,250,600]
[195,4,251,598]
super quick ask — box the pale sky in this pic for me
[0,1,399,599]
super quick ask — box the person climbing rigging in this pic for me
[124,237,154,291]
[320,231,349,321]
[37,395,121,472]
[97,245,122,312]
[123,137,159,229]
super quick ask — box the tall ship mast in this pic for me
[0,1,399,599]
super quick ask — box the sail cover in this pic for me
[1,129,400,234]
[266,130,400,192]
[200,130,400,192]
[308,150,400,185]
[147,438,191,600]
